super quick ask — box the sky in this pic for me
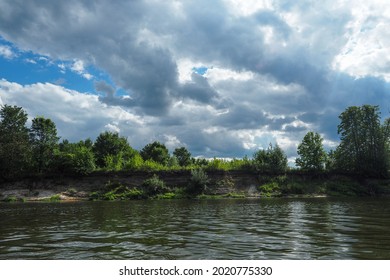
[0,0,389,163]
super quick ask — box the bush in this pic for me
[156,192,176,199]
[3,196,18,202]
[47,194,61,201]
[141,160,167,171]
[90,184,146,200]
[253,143,288,173]
[53,145,95,175]
[258,182,280,197]
[187,169,209,195]
[124,188,145,199]
[104,153,123,171]
[124,153,144,170]
[142,174,168,196]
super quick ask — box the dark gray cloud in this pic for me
[178,73,219,104]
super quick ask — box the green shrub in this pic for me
[124,153,144,170]
[123,188,145,200]
[325,180,367,196]
[206,158,229,171]
[258,182,280,197]
[89,191,100,201]
[141,160,168,171]
[66,188,78,196]
[142,174,168,196]
[91,185,146,201]
[156,192,176,199]
[102,190,117,200]
[4,196,18,202]
[187,169,209,195]
[104,153,123,171]
[48,194,61,201]
[224,192,246,198]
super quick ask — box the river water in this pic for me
[1,198,390,259]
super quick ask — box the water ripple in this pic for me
[1,198,390,259]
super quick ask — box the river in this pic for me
[1,198,390,259]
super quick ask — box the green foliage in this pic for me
[103,153,124,171]
[65,188,78,196]
[142,174,168,196]
[1,103,389,181]
[187,169,209,195]
[54,140,95,175]
[0,105,31,179]
[325,179,367,196]
[173,147,192,166]
[140,141,170,166]
[296,131,327,171]
[89,191,101,201]
[70,145,95,175]
[41,194,62,202]
[140,159,168,171]
[192,158,209,168]
[124,152,144,170]
[228,156,254,171]
[156,192,177,199]
[253,143,288,173]
[90,182,146,200]
[49,194,61,201]
[3,196,19,202]
[336,105,389,177]
[325,150,337,171]
[93,131,135,169]
[167,155,180,168]
[258,182,280,197]
[206,158,227,171]
[224,192,246,198]
[29,116,60,173]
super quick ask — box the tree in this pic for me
[0,105,31,179]
[296,131,327,171]
[93,131,135,168]
[54,140,95,175]
[140,141,170,165]
[253,143,288,173]
[173,147,192,167]
[29,116,60,173]
[336,105,388,176]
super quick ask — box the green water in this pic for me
[1,198,390,259]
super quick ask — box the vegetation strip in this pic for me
[0,104,389,201]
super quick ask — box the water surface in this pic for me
[1,198,390,259]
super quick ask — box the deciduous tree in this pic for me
[173,147,192,167]
[93,131,135,168]
[0,105,31,179]
[253,143,288,173]
[336,105,388,176]
[296,131,327,171]
[140,141,170,165]
[29,116,60,173]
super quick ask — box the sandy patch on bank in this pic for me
[0,188,89,202]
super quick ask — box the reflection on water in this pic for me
[1,198,390,259]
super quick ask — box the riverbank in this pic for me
[1,170,390,202]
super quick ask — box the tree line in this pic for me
[0,104,389,181]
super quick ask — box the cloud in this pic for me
[70,60,93,80]
[0,44,15,59]
[0,0,389,160]
[0,79,145,143]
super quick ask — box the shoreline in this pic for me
[1,170,389,202]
